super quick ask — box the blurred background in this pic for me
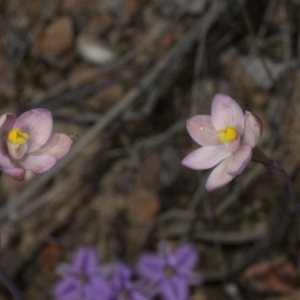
[0,0,300,299]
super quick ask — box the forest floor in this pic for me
[1,0,300,299]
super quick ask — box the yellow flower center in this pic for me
[217,126,237,143]
[8,128,29,145]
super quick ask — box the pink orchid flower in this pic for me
[0,108,73,181]
[182,94,262,191]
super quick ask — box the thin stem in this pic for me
[252,147,300,215]
[266,163,300,216]
[0,262,23,300]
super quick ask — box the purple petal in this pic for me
[160,276,189,300]
[112,262,132,288]
[157,241,171,257]
[205,157,234,191]
[135,278,160,297]
[211,94,244,134]
[157,241,177,267]
[182,145,231,170]
[84,275,112,300]
[226,145,252,176]
[82,285,100,300]
[174,244,198,274]
[137,254,164,283]
[36,133,73,159]
[18,154,57,173]
[132,291,150,300]
[73,247,98,274]
[242,111,262,147]
[14,109,53,152]
[7,141,28,160]
[53,277,80,300]
[186,115,220,146]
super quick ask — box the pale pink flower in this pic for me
[0,109,73,181]
[182,94,262,191]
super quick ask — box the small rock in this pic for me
[76,34,115,64]
[41,17,74,58]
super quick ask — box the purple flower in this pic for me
[137,242,201,300]
[182,94,262,191]
[0,109,73,180]
[53,247,112,300]
[110,262,150,300]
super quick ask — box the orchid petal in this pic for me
[7,141,28,160]
[0,113,17,132]
[205,158,234,191]
[0,149,19,169]
[174,244,198,274]
[0,149,26,181]
[2,168,26,181]
[0,113,17,145]
[14,109,52,152]
[242,111,262,147]
[36,133,73,159]
[227,145,252,176]
[181,145,231,170]
[226,133,241,153]
[160,276,189,300]
[211,94,244,134]
[73,247,98,274]
[186,115,220,146]
[18,154,57,174]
